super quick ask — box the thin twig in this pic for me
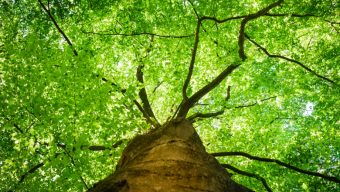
[188,95,275,122]
[265,13,340,25]
[38,0,78,56]
[82,30,194,39]
[212,151,340,183]
[245,34,336,84]
[152,81,163,93]
[235,96,276,108]
[63,149,89,189]
[4,117,24,133]
[187,0,199,20]
[221,164,272,192]
[188,110,225,122]
[265,13,315,17]
[225,85,231,101]
[47,140,125,151]
[18,153,62,184]
[269,117,296,124]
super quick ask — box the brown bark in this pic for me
[88,120,252,192]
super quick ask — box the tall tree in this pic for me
[0,0,339,191]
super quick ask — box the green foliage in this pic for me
[0,0,339,191]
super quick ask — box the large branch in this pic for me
[178,6,281,119]
[177,64,240,119]
[135,36,160,127]
[182,19,202,101]
[238,0,284,60]
[38,0,78,56]
[99,75,156,126]
[177,1,283,119]
[181,14,249,101]
[136,64,160,127]
[245,34,336,84]
[221,164,272,192]
[212,151,340,183]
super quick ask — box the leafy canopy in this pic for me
[0,0,339,191]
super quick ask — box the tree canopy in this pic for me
[0,0,339,191]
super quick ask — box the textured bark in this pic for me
[88,120,252,192]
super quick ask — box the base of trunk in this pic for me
[88,120,252,192]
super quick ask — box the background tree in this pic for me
[0,0,339,191]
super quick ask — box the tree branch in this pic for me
[38,0,78,56]
[264,13,339,33]
[133,100,156,127]
[269,117,296,124]
[225,85,231,101]
[187,0,200,20]
[136,64,160,127]
[63,148,89,189]
[19,163,44,183]
[200,15,247,23]
[265,13,340,25]
[99,75,156,126]
[245,34,336,84]
[235,96,276,109]
[180,13,250,102]
[182,19,202,101]
[238,0,283,60]
[265,13,315,17]
[80,142,125,151]
[177,64,240,119]
[221,164,272,192]
[49,140,125,151]
[152,81,163,93]
[135,36,160,127]
[14,139,123,188]
[188,110,225,122]
[82,30,194,39]
[18,153,62,185]
[188,95,274,122]
[212,151,340,183]
[3,117,24,133]
[178,3,287,119]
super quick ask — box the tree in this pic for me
[0,0,339,191]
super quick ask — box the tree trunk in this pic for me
[88,120,252,192]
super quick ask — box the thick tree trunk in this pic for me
[88,120,252,192]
